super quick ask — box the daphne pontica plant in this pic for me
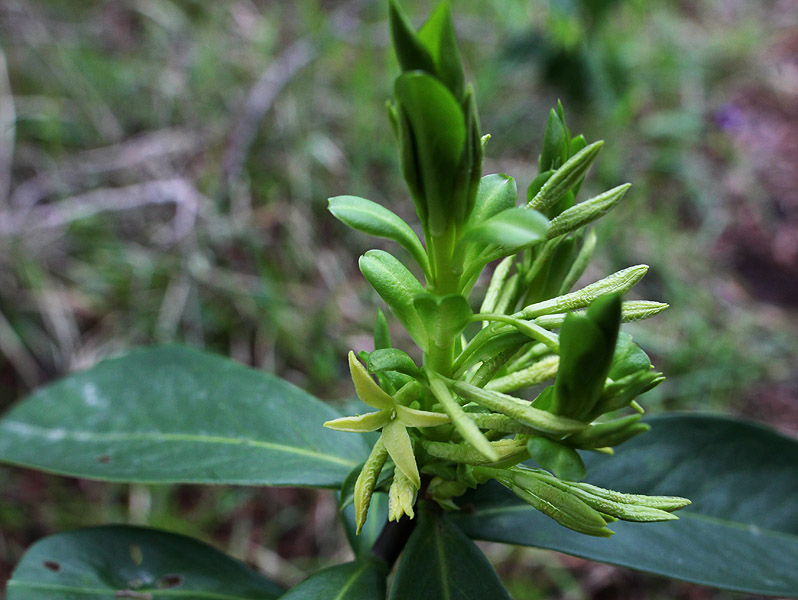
[1,2,797,599]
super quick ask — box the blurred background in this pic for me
[0,0,796,598]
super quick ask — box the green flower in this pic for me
[324,351,449,489]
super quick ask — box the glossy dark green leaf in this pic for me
[341,492,390,559]
[6,526,283,599]
[359,250,428,351]
[280,560,387,600]
[328,195,429,275]
[452,414,798,596]
[0,345,368,487]
[390,504,511,600]
[395,72,466,235]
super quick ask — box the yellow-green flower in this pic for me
[324,351,449,489]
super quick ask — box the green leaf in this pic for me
[414,293,473,349]
[539,108,568,171]
[359,250,428,351]
[553,294,621,419]
[0,345,368,487]
[452,414,798,597]
[342,492,390,558]
[463,207,549,257]
[395,72,467,235]
[374,310,392,351]
[417,1,465,99]
[6,525,283,599]
[609,332,652,380]
[390,504,511,600]
[328,195,429,277]
[565,414,650,450]
[527,436,586,481]
[468,174,517,227]
[280,560,387,600]
[389,0,437,77]
[367,348,422,378]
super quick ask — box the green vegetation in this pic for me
[1,0,796,597]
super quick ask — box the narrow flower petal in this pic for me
[349,351,395,410]
[388,468,418,522]
[324,410,389,432]
[382,419,420,488]
[396,405,450,428]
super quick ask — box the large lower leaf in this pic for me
[0,345,368,487]
[390,503,511,600]
[6,525,283,599]
[279,560,387,600]
[452,414,798,596]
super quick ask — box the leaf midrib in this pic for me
[6,581,276,600]
[331,562,371,600]
[0,420,358,467]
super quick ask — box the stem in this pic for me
[369,475,431,569]
[369,514,417,569]
[425,225,463,378]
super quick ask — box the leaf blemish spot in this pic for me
[96,454,111,463]
[43,560,61,572]
[129,543,143,565]
[157,574,184,589]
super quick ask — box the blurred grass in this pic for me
[1,0,796,597]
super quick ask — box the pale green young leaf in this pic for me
[463,207,549,254]
[527,436,586,481]
[367,348,422,378]
[467,174,518,226]
[414,293,473,350]
[329,195,429,276]
[359,250,428,350]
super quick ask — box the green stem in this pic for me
[425,225,463,378]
